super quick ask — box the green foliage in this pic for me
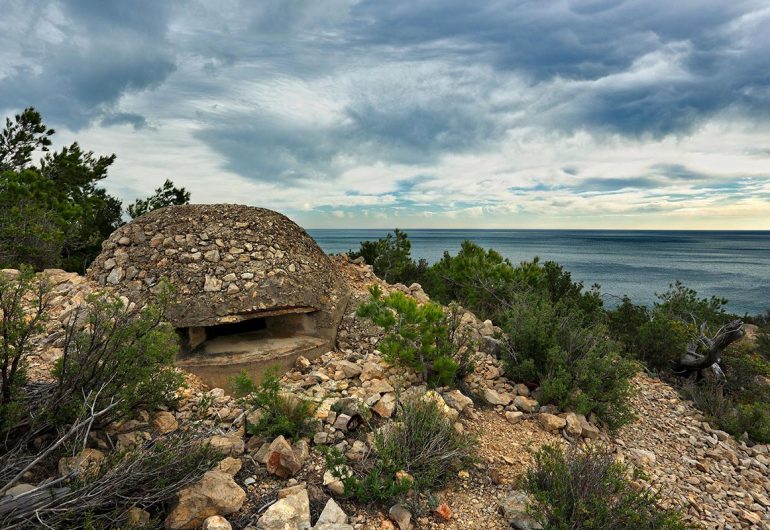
[349,229,426,285]
[127,179,191,219]
[731,403,770,444]
[0,108,120,272]
[325,396,475,504]
[51,289,183,425]
[422,242,603,323]
[656,281,729,328]
[423,241,522,322]
[503,294,636,432]
[635,315,693,370]
[608,283,732,371]
[0,107,55,172]
[356,284,473,386]
[0,108,192,273]
[233,370,318,439]
[0,268,50,428]
[3,429,221,530]
[523,444,692,530]
[0,171,66,270]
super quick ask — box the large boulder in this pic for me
[265,436,305,478]
[165,470,246,530]
[257,489,311,530]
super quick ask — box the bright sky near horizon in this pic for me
[2,0,769,229]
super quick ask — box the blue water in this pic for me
[308,229,770,316]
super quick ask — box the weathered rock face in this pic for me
[87,205,349,387]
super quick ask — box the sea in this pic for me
[308,229,770,316]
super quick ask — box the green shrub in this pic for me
[656,281,729,329]
[721,340,770,403]
[422,241,520,321]
[731,403,770,443]
[423,243,603,323]
[325,396,475,504]
[349,229,426,285]
[356,284,473,386]
[680,381,736,429]
[0,268,50,430]
[0,428,221,529]
[523,444,692,530]
[233,370,318,439]
[51,289,183,426]
[503,294,636,432]
[758,332,770,361]
[635,315,693,370]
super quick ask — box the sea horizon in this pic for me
[309,228,770,316]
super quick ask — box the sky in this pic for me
[1,0,769,229]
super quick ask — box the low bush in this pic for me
[356,284,474,386]
[50,289,184,426]
[523,444,692,530]
[680,381,770,444]
[423,243,603,323]
[348,229,427,285]
[731,403,770,444]
[607,295,695,371]
[325,396,475,505]
[680,381,736,428]
[503,294,636,432]
[0,427,221,529]
[0,268,50,430]
[233,370,318,439]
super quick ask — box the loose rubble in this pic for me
[8,253,770,529]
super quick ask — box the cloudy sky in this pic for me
[2,0,769,229]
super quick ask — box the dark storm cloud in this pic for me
[0,0,175,128]
[100,112,148,130]
[1,0,768,186]
[344,0,770,135]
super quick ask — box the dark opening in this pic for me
[206,318,266,340]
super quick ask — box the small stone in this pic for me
[151,411,178,434]
[333,413,353,432]
[513,396,539,413]
[217,457,242,476]
[434,503,452,521]
[316,497,348,525]
[258,489,311,530]
[334,360,363,378]
[209,435,245,457]
[165,470,246,530]
[389,504,412,530]
[58,448,105,479]
[203,275,223,292]
[578,416,600,439]
[204,249,220,262]
[372,393,397,418]
[505,411,524,424]
[266,436,302,478]
[539,413,566,431]
[202,515,232,530]
[483,388,512,406]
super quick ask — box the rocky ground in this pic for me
[5,257,770,529]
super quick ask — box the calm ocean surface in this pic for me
[308,229,770,315]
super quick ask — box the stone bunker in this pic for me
[87,204,349,388]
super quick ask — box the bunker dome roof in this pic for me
[87,204,346,328]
